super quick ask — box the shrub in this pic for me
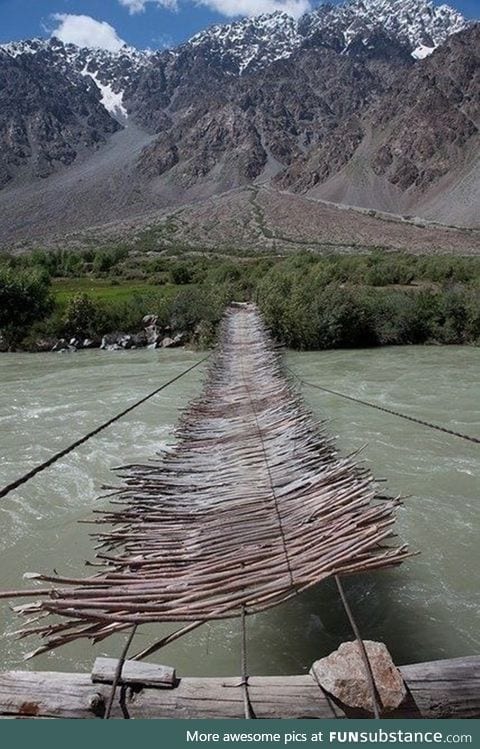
[465,290,480,342]
[192,320,217,349]
[362,291,420,345]
[169,262,194,285]
[0,267,52,347]
[63,293,101,338]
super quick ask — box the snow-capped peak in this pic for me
[80,66,128,121]
[307,0,469,60]
[188,12,299,74]
[0,0,471,90]
[186,0,470,73]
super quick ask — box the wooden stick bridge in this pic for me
[2,303,477,719]
[4,303,410,656]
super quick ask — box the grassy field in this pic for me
[52,278,188,306]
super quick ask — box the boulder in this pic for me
[173,332,186,346]
[131,331,148,347]
[310,641,406,714]
[162,333,186,348]
[145,325,161,345]
[142,314,158,327]
[118,334,134,350]
[100,334,114,350]
[51,338,68,352]
[101,333,129,350]
[83,338,96,349]
[34,337,57,352]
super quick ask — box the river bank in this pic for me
[1,250,480,352]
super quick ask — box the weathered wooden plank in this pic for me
[0,671,102,719]
[397,656,480,719]
[0,657,478,719]
[91,657,175,688]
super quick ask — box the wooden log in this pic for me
[396,656,480,720]
[0,656,478,719]
[91,657,175,688]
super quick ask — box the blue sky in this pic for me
[0,0,478,49]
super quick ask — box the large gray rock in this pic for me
[142,315,158,327]
[51,338,68,352]
[311,640,406,714]
[101,332,132,350]
[145,325,161,345]
[161,333,186,348]
[132,331,148,347]
[118,334,134,349]
[34,337,57,352]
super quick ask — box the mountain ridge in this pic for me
[0,0,478,244]
[1,0,470,109]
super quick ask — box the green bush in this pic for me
[465,290,480,342]
[63,293,102,338]
[0,267,52,347]
[192,320,217,349]
[170,284,230,333]
[169,262,194,285]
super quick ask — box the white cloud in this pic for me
[51,14,127,52]
[197,0,311,18]
[119,0,178,14]
[118,0,310,18]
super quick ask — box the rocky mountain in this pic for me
[279,24,480,198]
[185,0,468,74]
[0,43,122,188]
[0,0,478,242]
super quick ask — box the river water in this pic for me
[0,346,479,676]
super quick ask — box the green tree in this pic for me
[169,262,194,285]
[93,251,115,275]
[63,293,101,338]
[0,267,52,347]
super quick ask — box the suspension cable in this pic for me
[0,356,209,501]
[286,367,480,446]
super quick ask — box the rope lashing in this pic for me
[335,575,382,719]
[287,368,480,446]
[104,624,138,720]
[241,605,255,719]
[0,356,209,501]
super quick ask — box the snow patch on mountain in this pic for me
[80,68,128,121]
